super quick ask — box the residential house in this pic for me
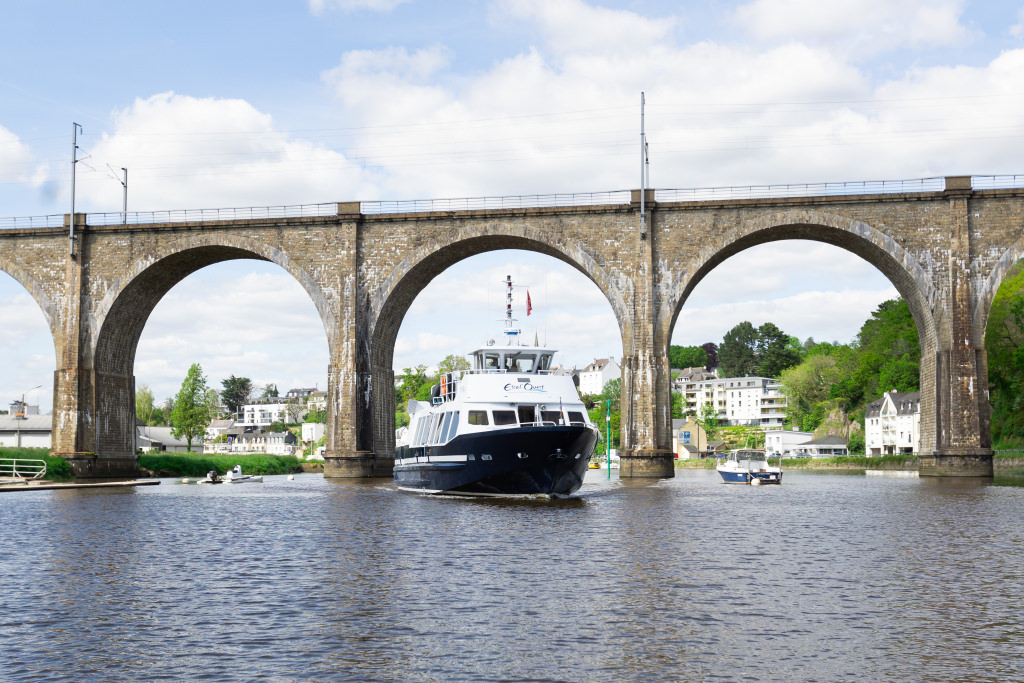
[765,428,813,457]
[305,390,327,414]
[671,366,716,392]
[578,357,620,395]
[865,390,921,455]
[205,418,235,443]
[792,435,849,458]
[205,427,297,455]
[137,425,195,453]
[671,417,709,459]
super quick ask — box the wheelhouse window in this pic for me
[468,410,489,425]
[541,410,563,425]
[506,353,536,372]
[567,411,586,425]
[493,410,517,426]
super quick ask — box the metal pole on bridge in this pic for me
[70,123,82,256]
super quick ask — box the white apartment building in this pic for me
[865,390,920,455]
[679,376,788,428]
[578,357,620,396]
[237,398,290,428]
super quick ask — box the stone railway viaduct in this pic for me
[2,176,1023,479]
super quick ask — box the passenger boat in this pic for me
[393,276,599,496]
[716,448,782,485]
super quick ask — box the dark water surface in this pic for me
[2,470,1024,682]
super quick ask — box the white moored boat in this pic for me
[393,276,599,496]
[716,448,782,485]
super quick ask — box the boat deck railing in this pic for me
[0,458,47,483]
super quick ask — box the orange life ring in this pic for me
[440,374,448,396]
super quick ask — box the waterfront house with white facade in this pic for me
[865,391,921,455]
[765,428,813,456]
[578,357,620,395]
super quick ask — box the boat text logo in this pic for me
[504,381,547,393]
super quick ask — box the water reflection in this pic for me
[2,471,1024,681]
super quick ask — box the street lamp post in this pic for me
[605,399,612,479]
[15,385,42,448]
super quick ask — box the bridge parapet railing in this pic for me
[4,176,1024,230]
[654,177,948,203]
[359,190,631,214]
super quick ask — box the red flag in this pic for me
[527,290,532,316]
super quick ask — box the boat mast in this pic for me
[504,275,521,344]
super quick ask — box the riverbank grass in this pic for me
[139,453,303,478]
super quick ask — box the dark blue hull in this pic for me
[394,425,597,496]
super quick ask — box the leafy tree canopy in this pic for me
[220,375,253,414]
[669,345,707,370]
[718,321,802,378]
[171,363,212,453]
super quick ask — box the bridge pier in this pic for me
[620,449,675,478]
[323,453,382,478]
[919,451,994,477]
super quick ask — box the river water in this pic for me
[2,469,1023,682]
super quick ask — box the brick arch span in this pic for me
[88,235,334,460]
[359,232,625,463]
[662,210,941,354]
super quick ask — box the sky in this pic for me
[3,0,1024,412]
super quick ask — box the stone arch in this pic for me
[663,210,940,352]
[0,256,61,342]
[975,236,1024,342]
[88,234,334,458]
[360,230,626,460]
[661,209,942,452]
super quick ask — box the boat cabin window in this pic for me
[538,354,553,371]
[517,405,536,425]
[493,410,517,426]
[505,353,536,373]
[438,412,455,443]
[445,412,460,441]
[567,411,586,425]
[468,410,489,426]
[478,352,501,370]
[541,409,563,425]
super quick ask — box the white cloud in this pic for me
[75,92,374,213]
[733,0,973,56]
[496,0,677,59]
[308,0,410,14]
[1012,8,1024,38]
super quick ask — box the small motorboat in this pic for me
[223,465,263,484]
[190,466,263,485]
[716,448,782,485]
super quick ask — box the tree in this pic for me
[136,384,155,425]
[718,321,759,376]
[669,345,707,370]
[204,388,220,420]
[221,375,253,415]
[697,401,718,443]
[284,398,304,424]
[719,321,802,378]
[755,324,802,377]
[261,383,279,398]
[171,363,211,453]
[701,342,719,370]
[437,354,470,375]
